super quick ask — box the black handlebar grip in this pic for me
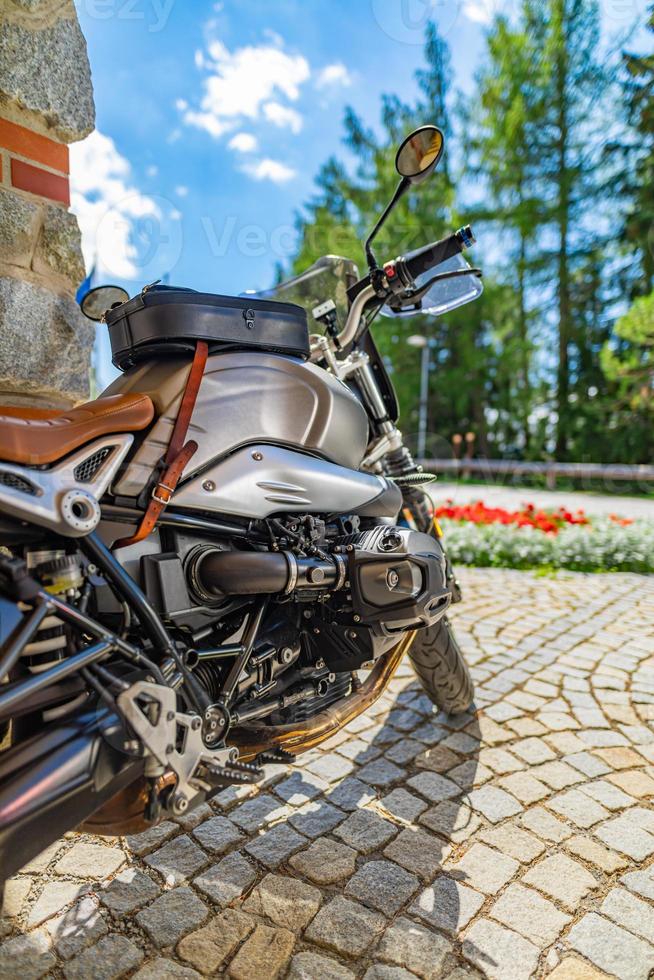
[403,225,475,280]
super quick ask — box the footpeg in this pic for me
[206,758,264,787]
[255,747,295,765]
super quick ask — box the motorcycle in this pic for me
[0,125,482,888]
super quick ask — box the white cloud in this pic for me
[70,130,180,282]
[315,63,352,89]
[175,184,189,197]
[462,0,495,24]
[146,164,159,177]
[241,158,296,183]
[181,37,310,139]
[263,101,302,133]
[228,132,258,153]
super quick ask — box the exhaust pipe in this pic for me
[229,631,415,760]
[0,707,142,880]
[188,548,347,599]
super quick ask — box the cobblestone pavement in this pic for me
[3,568,654,980]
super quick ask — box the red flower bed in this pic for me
[433,500,590,534]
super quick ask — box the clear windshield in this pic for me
[381,251,483,319]
[245,255,359,329]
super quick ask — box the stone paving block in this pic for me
[567,912,654,980]
[229,793,287,832]
[384,737,424,765]
[479,748,525,774]
[99,867,160,914]
[407,771,460,803]
[245,822,306,869]
[478,823,546,863]
[600,886,654,943]
[376,915,453,978]
[595,747,647,770]
[126,821,177,856]
[410,876,484,936]
[519,805,573,842]
[287,951,355,980]
[136,886,207,948]
[419,799,481,843]
[511,737,556,765]
[28,880,88,928]
[465,785,522,822]
[243,873,322,931]
[274,770,329,804]
[133,958,201,979]
[448,760,493,789]
[489,882,571,947]
[174,802,214,831]
[144,834,208,885]
[462,917,540,980]
[564,835,629,873]
[306,753,355,783]
[378,788,428,823]
[0,929,55,980]
[45,895,107,960]
[193,852,257,907]
[594,813,654,861]
[414,745,462,773]
[334,809,398,853]
[449,842,519,894]
[177,908,255,975]
[363,965,416,979]
[345,859,419,916]
[289,837,357,884]
[579,779,637,811]
[54,842,125,880]
[357,758,405,788]
[545,957,610,980]
[498,771,550,804]
[608,769,654,798]
[523,853,598,910]
[305,896,385,958]
[564,752,612,777]
[532,760,583,789]
[287,800,345,838]
[63,934,144,980]
[383,827,450,881]
[191,815,244,854]
[328,777,376,811]
[621,866,654,901]
[1,878,31,920]
[546,788,610,828]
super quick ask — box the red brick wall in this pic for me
[0,116,70,207]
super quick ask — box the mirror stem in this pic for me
[364,177,410,272]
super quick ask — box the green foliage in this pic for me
[441,518,654,573]
[283,5,653,465]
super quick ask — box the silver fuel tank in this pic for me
[104,351,370,499]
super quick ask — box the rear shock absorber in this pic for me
[20,551,87,719]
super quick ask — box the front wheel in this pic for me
[408,616,474,715]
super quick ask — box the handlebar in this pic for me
[334,224,476,350]
[402,225,475,281]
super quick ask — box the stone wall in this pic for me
[0,0,95,408]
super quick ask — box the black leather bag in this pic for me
[105,285,310,370]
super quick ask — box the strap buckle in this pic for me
[152,481,175,505]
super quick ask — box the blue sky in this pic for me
[72,0,649,386]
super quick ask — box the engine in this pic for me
[98,515,451,731]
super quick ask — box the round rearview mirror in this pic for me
[80,285,129,322]
[395,125,444,184]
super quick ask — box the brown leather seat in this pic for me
[0,393,155,466]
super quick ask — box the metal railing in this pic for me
[418,458,654,491]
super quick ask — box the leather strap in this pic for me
[114,341,208,548]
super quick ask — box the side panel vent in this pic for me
[73,446,115,483]
[0,471,39,495]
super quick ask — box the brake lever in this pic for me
[388,267,482,311]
